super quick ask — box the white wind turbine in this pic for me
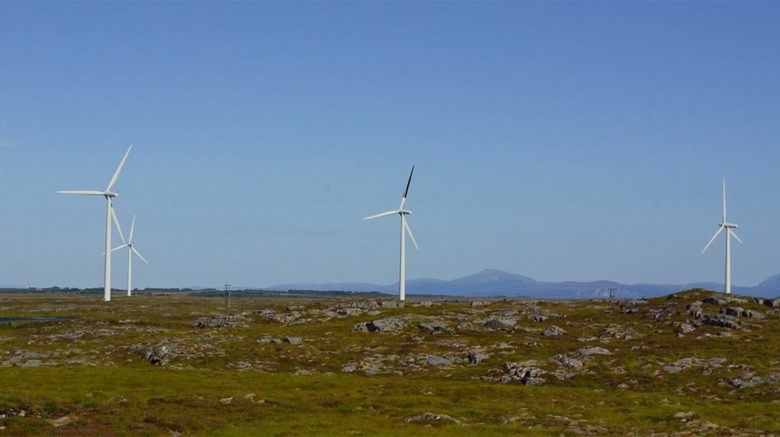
[702,179,743,294]
[58,145,132,302]
[363,166,419,301]
[111,214,149,297]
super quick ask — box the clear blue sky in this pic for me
[1,2,779,289]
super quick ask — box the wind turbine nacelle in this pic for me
[105,191,118,198]
[399,209,412,215]
[723,223,738,229]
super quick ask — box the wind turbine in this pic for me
[702,179,743,294]
[363,166,419,301]
[111,214,149,297]
[58,145,132,302]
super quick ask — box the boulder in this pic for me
[405,412,461,425]
[552,354,583,370]
[576,347,612,357]
[467,351,488,364]
[502,362,546,385]
[484,317,517,330]
[192,314,249,329]
[702,297,728,306]
[418,321,448,334]
[702,314,740,329]
[765,298,780,308]
[131,342,178,366]
[677,323,696,335]
[542,326,566,336]
[686,301,703,319]
[426,355,453,367]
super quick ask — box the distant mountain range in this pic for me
[269,268,780,298]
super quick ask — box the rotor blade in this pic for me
[57,190,105,196]
[131,247,149,264]
[403,216,419,250]
[106,144,132,192]
[403,165,414,199]
[729,229,743,244]
[722,178,727,222]
[110,206,126,244]
[128,215,136,243]
[363,210,399,221]
[103,244,128,255]
[702,226,724,254]
[399,165,414,210]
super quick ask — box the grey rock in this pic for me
[418,321,448,334]
[131,342,178,366]
[528,314,548,323]
[744,309,765,319]
[702,297,728,306]
[192,314,249,329]
[426,355,453,367]
[576,347,612,357]
[467,351,488,364]
[542,325,566,336]
[353,316,408,333]
[702,314,740,329]
[502,362,546,385]
[730,373,764,388]
[369,317,407,332]
[764,298,780,308]
[721,307,744,317]
[484,317,517,330]
[663,365,684,374]
[405,412,461,425]
[284,336,302,345]
[687,301,703,319]
[351,322,370,332]
[337,308,362,317]
[552,354,583,370]
[677,323,696,335]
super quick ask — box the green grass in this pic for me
[0,291,778,435]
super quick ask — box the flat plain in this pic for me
[0,290,779,436]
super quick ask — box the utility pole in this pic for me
[608,287,617,300]
[224,283,231,309]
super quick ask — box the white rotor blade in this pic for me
[103,244,128,255]
[128,215,136,243]
[399,165,414,209]
[729,229,743,244]
[57,190,105,196]
[403,217,419,250]
[131,246,149,264]
[702,226,724,254]
[722,179,727,222]
[110,206,126,244]
[363,210,399,221]
[106,144,132,192]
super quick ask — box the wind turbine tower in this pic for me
[702,179,743,294]
[112,214,149,296]
[364,166,419,301]
[58,145,132,302]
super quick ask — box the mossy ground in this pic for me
[0,291,778,435]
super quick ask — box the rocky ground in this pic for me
[0,290,779,435]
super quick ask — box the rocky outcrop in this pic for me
[501,362,546,385]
